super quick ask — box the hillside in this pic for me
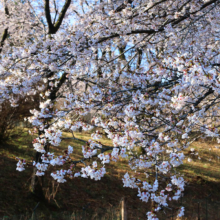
[0,130,220,219]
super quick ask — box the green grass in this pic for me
[177,140,220,183]
[1,128,220,219]
[0,129,148,219]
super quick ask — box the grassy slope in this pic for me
[0,129,220,219]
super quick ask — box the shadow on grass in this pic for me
[0,154,149,219]
[0,142,34,161]
[1,132,220,219]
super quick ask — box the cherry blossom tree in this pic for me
[0,0,220,219]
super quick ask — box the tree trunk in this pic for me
[30,152,45,200]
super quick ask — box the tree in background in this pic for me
[0,0,220,219]
[0,0,43,140]
[0,95,40,141]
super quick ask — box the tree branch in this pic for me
[0,1,9,54]
[54,0,71,32]
[44,0,54,33]
[97,0,220,44]
[45,0,71,34]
